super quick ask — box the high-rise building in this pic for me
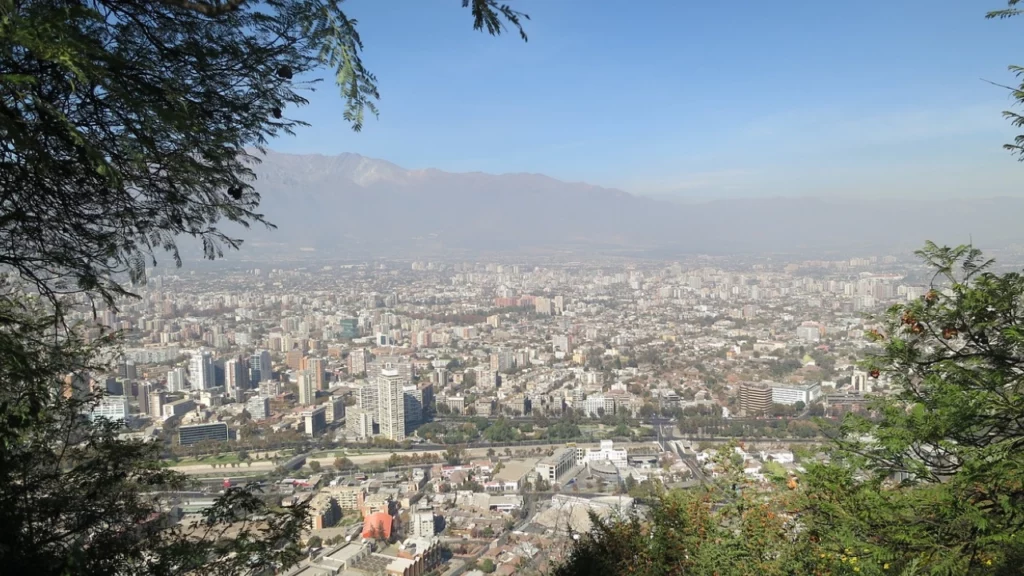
[249,350,272,384]
[119,359,138,381]
[285,347,304,371]
[377,368,405,441]
[348,348,369,375]
[490,349,514,373]
[326,396,346,423]
[358,380,379,423]
[149,391,166,418]
[535,297,553,316]
[167,367,187,393]
[346,407,373,439]
[739,383,773,417]
[138,381,153,415]
[403,384,423,429]
[478,368,498,389]
[189,349,215,390]
[369,356,412,384]
[246,396,270,420]
[225,357,247,397]
[339,317,359,339]
[306,357,326,390]
[297,370,315,406]
[303,406,327,437]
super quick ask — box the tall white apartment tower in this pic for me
[377,368,405,441]
[189,348,215,390]
[297,369,315,406]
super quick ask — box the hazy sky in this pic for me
[271,0,1024,198]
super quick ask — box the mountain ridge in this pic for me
[237,150,1024,258]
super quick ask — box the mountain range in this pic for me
[234,150,1024,259]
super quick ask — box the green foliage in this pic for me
[483,418,519,442]
[479,558,496,573]
[0,294,308,575]
[555,243,1024,576]
[544,416,582,440]
[0,0,527,308]
[443,444,466,465]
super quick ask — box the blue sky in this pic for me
[272,0,1024,198]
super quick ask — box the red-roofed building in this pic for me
[362,512,393,541]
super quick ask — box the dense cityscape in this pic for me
[59,250,982,576]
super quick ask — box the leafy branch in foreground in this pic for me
[0,0,527,310]
[0,293,309,576]
[554,243,1024,576]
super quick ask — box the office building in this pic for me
[535,447,576,482]
[326,396,346,423]
[163,398,196,419]
[178,422,229,446]
[149,391,166,418]
[740,383,773,417]
[346,407,373,440]
[377,368,405,441]
[339,317,359,339]
[138,381,153,415]
[403,384,422,429]
[303,406,327,437]
[249,350,272,384]
[225,357,247,397]
[189,348,215,391]
[89,395,130,425]
[771,382,822,406]
[119,359,138,380]
[578,440,628,470]
[246,396,270,420]
[297,370,315,406]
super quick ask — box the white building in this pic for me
[578,440,628,470]
[90,395,130,424]
[225,358,247,397]
[167,367,187,393]
[796,323,821,342]
[346,407,373,440]
[411,509,436,538]
[297,369,315,406]
[535,447,576,482]
[246,396,270,420]
[378,368,405,441]
[189,348,215,390]
[771,382,822,405]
